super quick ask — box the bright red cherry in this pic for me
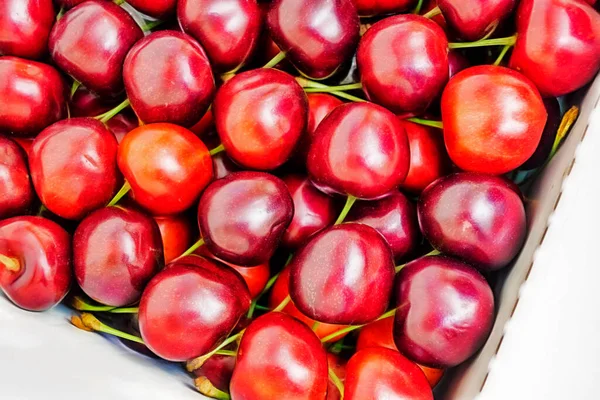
[0,136,34,219]
[154,214,193,264]
[127,0,176,18]
[0,216,71,311]
[0,0,55,60]
[353,0,417,16]
[438,0,516,41]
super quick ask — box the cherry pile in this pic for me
[1,0,599,399]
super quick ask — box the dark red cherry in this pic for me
[106,110,139,143]
[230,312,328,400]
[353,0,417,16]
[0,136,34,219]
[307,102,410,200]
[178,0,262,73]
[127,0,176,18]
[266,0,360,79]
[29,118,120,220]
[49,1,143,97]
[197,171,294,266]
[448,50,470,78]
[357,15,449,115]
[0,216,71,311]
[0,0,55,60]
[393,255,494,368]
[123,31,215,127]
[290,223,395,325]
[55,0,108,8]
[192,354,236,393]
[139,256,251,361]
[70,86,115,118]
[520,97,561,170]
[154,214,193,264]
[0,57,67,136]
[438,0,516,41]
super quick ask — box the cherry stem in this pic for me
[550,106,579,159]
[320,308,397,343]
[187,330,244,371]
[72,297,139,314]
[107,181,131,207]
[72,313,145,344]
[195,377,231,400]
[179,238,205,258]
[329,367,345,398]
[272,295,291,312]
[70,80,81,98]
[247,253,293,318]
[110,307,139,314]
[395,249,441,273]
[493,45,512,66]
[305,88,367,103]
[140,19,163,33]
[302,83,363,93]
[56,7,65,21]
[263,51,286,69]
[406,117,443,129]
[209,144,225,156]
[335,195,357,225]
[423,6,441,18]
[37,204,47,216]
[214,350,237,357]
[312,321,320,331]
[114,0,126,5]
[413,0,424,14]
[0,254,20,273]
[95,98,131,124]
[448,35,517,49]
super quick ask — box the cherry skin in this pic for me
[521,97,561,170]
[266,0,360,79]
[118,123,213,215]
[0,216,71,312]
[0,57,67,136]
[345,347,434,400]
[347,191,420,262]
[12,138,34,158]
[123,31,215,127]
[49,1,143,97]
[178,0,262,73]
[326,353,346,400]
[197,171,294,266]
[154,214,193,264]
[353,0,417,17]
[394,255,494,368]
[509,0,600,97]
[307,102,410,200]
[442,65,547,175]
[290,223,395,325]
[0,136,34,219]
[0,0,55,60]
[127,0,177,18]
[213,68,308,170]
[357,15,449,115]
[282,174,338,250]
[70,86,115,118]
[230,312,328,400]
[139,255,251,361]
[438,0,516,41]
[448,50,471,78]
[106,110,139,144]
[29,118,120,220]
[54,0,108,8]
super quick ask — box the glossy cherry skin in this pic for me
[521,97,561,170]
[0,137,34,219]
[118,123,213,215]
[214,69,308,170]
[266,0,360,79]
[345,348,433,400]
[193,354,236,392]
[290,223,395,325]
[448,50,471,78]
[0,0,55,60]
[307,102,410,199]
[127,0,176,18]
[353,0,417,16]
[357,15,449,115]
[178,0,262,73]
[438,0,516,41]
[106,110,139,144]
[29,118,120,220]
[0,216,71,311]
[123,31,215,127]
[70,86,115,118]
[230,312,328,400]
[442,66,547,175]
[282,174,338,250]
[347,192,419,262]
[55,0,108,8]
[197,171,293,266]
[49,1,143,97]
[509,0,600,97]
[394,256,494,368]
[139,256,251,361]
[154,214,193,264]
[0,57,67,136]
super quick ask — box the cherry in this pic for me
[118,123,213,215]
[178,0,262,73]
[0,216,71,311]
[509,0,600,97]
[139,255,251,361]
[29,118,120,220]
[423,0,447,31]
[0,57,67,136]
[54,0,107,8]
[438,0,516,41]
[442,65,547,175]
[353,0,417,17]
[193,354,236,393]
[12,138,34,158]
[347,191,420,262]
[106,110,139,143]
[521,97,561,170]
[266,0,360,79]
[49,1,143,97]
[70,86,115,118]
[211,152,240,180]
[189,109,214,138]
[197,171,293,266]
[327,353,346,400]
[357,15,449,115]
[154,214,193,264]
[307,102,410,200]
[0,0,55,60]
[345,347,434,399]
[213,68,308,170]
[230,312,328,400]
[290,223,395,325]
[127,0,176,18]
[123,31,215,127]
[0,136,34,219]
[393,255,494,368]
[448,50,471,78]
[282,174,338,250]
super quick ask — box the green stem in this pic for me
[114,0,126,4]
[320,308,397,343]
[109,307,139,314]
[406,118,444,129]
[140,19,164,32]
[0,254,20,273]
[187,331,244,371]
[247,253,294,318]
[335,195,357,225]
[423,6,441,19]
[56,7,65,21]
[214,350,237,357]
[448,35,517,49]
[395,249,441,273]
[263,51,286,69]
[272,295,291,312]
[107,181,131,207]
[210,144,225,156]
[77,313,145,344]
[312,321,320,331]
[71,297,116,312]
[302,83,363,93]
[549,106,579,159]
[70,80,81,98]
[329,367,345,399]
[37,204,47,217]
[179,238,205,258]
[195,377,231,400]
[413,0,424,14]
[254,304,270,311]
[493,44,512,66]
[95,98,131,124]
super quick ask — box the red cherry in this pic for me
[448,50,471,78]
[127,0,176,18]
[353,0,417,16]
[106,110,139,143]
[30,118,120,220]
[214,69,308,170]
[0,57,67,136]
[139,256,251,361]
[422,0,447,30]
[118,123,213,215]
[230,312,328,400]
[442,65,547,175]
[0,216,71,311]
[154,214,193,264]
[326,353,346,400]
[192,354,236,393]
[0,0,55,60]
[0,136,34,219]
[357,15,449,115]
[123,31,215,127]
[307,102,410,200]
[520,97,561,170]
[70,86,115,118]
[438,0,517,41]
[54,0,108,8]
[189,109,214,137]
[12,137,34,158]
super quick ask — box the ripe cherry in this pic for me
[70,86,115,118]
[521,97,561,170]
[326,353,346,400]
[127,0,177,18]
[193,354,236,393]
[106,110,139,143]
[353,0,417,17]
[154,214,193,264]
[438,0,517,41]
[0,0,55,60]
[0,136,34,219]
